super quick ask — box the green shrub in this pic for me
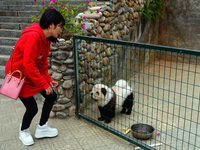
[31,0,90,37]
[141,0,163,20]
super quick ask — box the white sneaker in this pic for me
[35,122,58,139]
[19,124,34,146]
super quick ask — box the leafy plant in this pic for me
[141,0,163,20]
[31,0,90,37]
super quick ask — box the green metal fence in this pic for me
[73,35,200,150]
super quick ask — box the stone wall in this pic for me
[79,0,144,41]
[48,40,75,118]
[48,0,148,118]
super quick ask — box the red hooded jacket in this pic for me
[5,23,53,97]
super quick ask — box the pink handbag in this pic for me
[0,51,26,100]
[0,70,25,100]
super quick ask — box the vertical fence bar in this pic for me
[73,36,80,116]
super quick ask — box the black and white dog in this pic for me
[91,79,134,124]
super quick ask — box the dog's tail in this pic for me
[115,79,130,89]
[114,79,133,99]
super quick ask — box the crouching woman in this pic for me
[5,9,65,146]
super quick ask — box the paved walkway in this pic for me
[0,94,135,150]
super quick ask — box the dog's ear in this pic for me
[101,88,107,96]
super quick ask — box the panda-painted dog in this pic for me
[91,79,134,123]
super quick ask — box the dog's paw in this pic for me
[98,117,105,121]
[104,119,111,124]
[120,110,126,114]
[126,111,131,115]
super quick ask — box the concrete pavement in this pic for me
[0,94,135,150]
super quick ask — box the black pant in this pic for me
[19,89,57,130]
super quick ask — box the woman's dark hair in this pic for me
[40,9,65,43]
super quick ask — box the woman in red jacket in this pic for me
[5,9,65,146]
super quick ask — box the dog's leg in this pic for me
[120,104,126,114]
[98,106,105,121]
[104,107,115,124]
[125,93,134,115]
[104,119,112,124]
[120,99,127,114]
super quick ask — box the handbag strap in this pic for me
[9,47,27,80]
[9,47,14,74]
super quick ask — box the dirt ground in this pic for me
[82,59,200,150]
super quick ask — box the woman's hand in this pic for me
[46,86,53,95]
[50,80,58,88]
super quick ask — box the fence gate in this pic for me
[73,35,200,150]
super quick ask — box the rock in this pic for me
[52,104,65,111]
[118,7,125,15]
[79,82,90,94]
[59,45,73,51]
[105,31,110,38]
[50,46,58,51]
[56,112,67,118]
[64,58,74,64]
[94,20,99,27]
[52,51,69,60]
[129,7,134,13]
[103,24,111,32]
[85,52,93,62]
[66,88,73,99]
[92,71,98,78]
[134,12,139,18]
[69,105,76,117]
[96,34,101,39]
[52,72,63,80]
[85,22,94,31]
[121,0,126,6]
[118,23,124,30]
[68,51,73,58]
[57,97,71,104]
[51,59,63,65]
[89,6,101,11]
[62,80,73,89]
[63,76,72,80]
[65,40,72,44]
[103,33,108,38]
[58,86,64,95]
[86,78,94,84]
[113,2,121,12]
[100,23,106,27]
[103,11,110,17]
[65,102,72,108]
[97,26,103,33]
[60,65,67,72]
[109,17,113,23]
[92,29,98,36]
[101,5,112,11]
[81,14,101,19]
[114,18,119,23]
[99,16,106,22]
[64,69,74,75]
[113,31,120,39]
[103,57,109,66]
[49,111,55,118]
[106,47,112,56]
[128,13,133,20]
[95,55,101,62]
[82,41,87,48]
[119,15,126,22]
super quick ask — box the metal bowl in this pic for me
[131,123,154,140]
